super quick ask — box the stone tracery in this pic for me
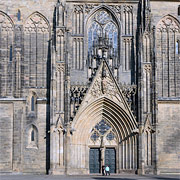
[24,12,50,88]
[90,120,116,142]
[156,15,180,97]
[0,11,14,97]
[157,16,180,32]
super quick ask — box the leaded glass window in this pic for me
[106,131,115,141]
[90,120,116,142]
[88,21,102,50]
[95,120,111,135]
[31,129,35,141]
[91,132,100,142]
[88,10,118,54]
[31,96,35,111]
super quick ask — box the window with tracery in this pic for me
[156,15,180,97]
[0,11,14,97]
[90,120,116,142]
[88,10,118,54]
[24,12,50,88]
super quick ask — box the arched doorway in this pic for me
[70,97,138,174]
[89,119,117,173]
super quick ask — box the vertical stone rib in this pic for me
[29,33,31,87]
[167,30,170,97]
[79,12,81,34]
[161,31,163,96]
[73,39,75,69]
[128,12,130,34]
[61,71,64,111]
[173,32,176,96]
[78,39,80,69]
[125,40,127,71]
[75,38,78,69]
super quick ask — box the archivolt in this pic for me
[71,97,138,144]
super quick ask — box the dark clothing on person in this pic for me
[102,166,105,176]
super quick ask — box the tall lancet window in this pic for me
[88,10,119,67]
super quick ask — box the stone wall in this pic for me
[0,102,13,172]
[0,98,47,173]
[0,0,180,175]
[157,101,180,174]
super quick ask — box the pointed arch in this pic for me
[57,29,65,62]
[30,91,37,112]
[0,11,14,97]
[85,6,121,73]
[156,15,180,97]
[85,5,121,30]
[70,97,138,172]
[86,6,120,49]
[26,124,38,148]
[72,97,137,143]
[0,11,14,28]
[24,12,50,88]
[24,11,50,32]
[156,14,180,32]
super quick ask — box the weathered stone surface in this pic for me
[0,0,180,175]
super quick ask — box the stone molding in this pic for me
[24,12,49,33]
[56,63,65,72]
[144,63,152,73]
[0,11,13,31]
[157,15,180,32]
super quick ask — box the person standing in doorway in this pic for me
[105,165,110,176]
[102,165,105,176]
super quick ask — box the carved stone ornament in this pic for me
[123,5,133,13]
[157,16,180,33]
[74,5,84,13]
[144,64,152,73]
[90,63,120,101]
[85,4,98,14]
[56,63,65,72]
[57,29,64,36]
[24,13,49,33]
[0,12,13,31]
[143,114,155,133]
[123,38,132,43]
[109,5,121,14]
[120,83,137,100]
[54,113,65,132]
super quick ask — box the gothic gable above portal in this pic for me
[90,61,123,104]
[76,60,134,117]
[71,59,138,136]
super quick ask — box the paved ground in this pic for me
[0,174,179,180]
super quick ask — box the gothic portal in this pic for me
[0,0,180,175]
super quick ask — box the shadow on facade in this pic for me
[45,39,51,174]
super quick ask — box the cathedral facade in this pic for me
[0,0,180,175]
